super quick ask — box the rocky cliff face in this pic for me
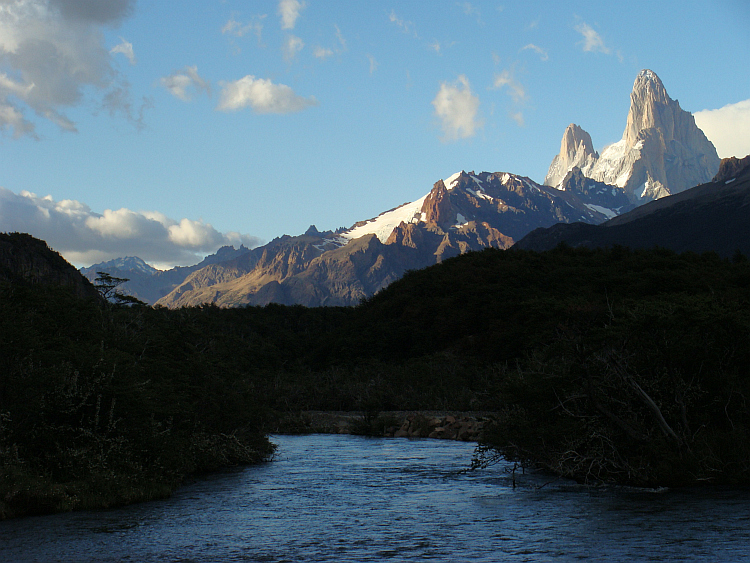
[545,69,720,202]
[713,155,750,183]
[544,124,599,187]
[154,170,630,308]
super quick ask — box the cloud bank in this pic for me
[0,0,140,137]
[0,187,261,268]
[432,75,481,141]
[217,75,318,114]
[694,99,750,160]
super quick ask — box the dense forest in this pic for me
[2,237,750,518]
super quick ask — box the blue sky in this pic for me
[1,0,749,268]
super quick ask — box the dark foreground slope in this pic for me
[517,156,750,256]
[0,238,274,519]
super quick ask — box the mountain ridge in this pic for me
[152,169,630,307]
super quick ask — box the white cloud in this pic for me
[510,111,524,127]
[217,75,318,114]
[110,38,136,65]
[160,66,210,101]
[521,43,548,62]
[575,22,611,54]
[493,69,526,103]
[432,75,481,141]
[313,46,333,59]
[0,0,139,136]
[694,99,750,159]
[283,34,304,61]
[0,187,261,267]
[278,0,305,30]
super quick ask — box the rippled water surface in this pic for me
[3,434,750,562]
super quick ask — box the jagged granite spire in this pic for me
[544,69,720,202]
[544,124,599,188]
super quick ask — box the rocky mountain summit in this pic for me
[545,69,720,202]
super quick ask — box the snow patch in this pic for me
[444,172,462,190]
[584,204,618,220]
[501,173,511,185]
[725,178,737,184]
[340,194,428,243]
[466,187,494,201]
[312,236,349,251]
[521,178,539,193]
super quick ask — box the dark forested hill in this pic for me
[0,232,102,301]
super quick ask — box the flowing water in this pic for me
[2,434,750,562]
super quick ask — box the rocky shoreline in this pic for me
[273,411,494,442]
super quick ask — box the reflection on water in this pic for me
[2,434,750,562]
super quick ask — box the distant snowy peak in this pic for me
[544,69,719,203]
[87,256,158,276]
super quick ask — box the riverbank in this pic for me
[272,411,495,441]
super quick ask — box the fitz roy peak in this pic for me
[545,69,720,202]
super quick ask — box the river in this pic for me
[2,434,750,562]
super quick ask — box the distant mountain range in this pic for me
[94,170,632,308]
[80,245,251,304]
[81,69,730,308]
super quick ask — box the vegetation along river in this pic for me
[2,434,750,562]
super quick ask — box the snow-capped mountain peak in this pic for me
[544,69,719,203]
